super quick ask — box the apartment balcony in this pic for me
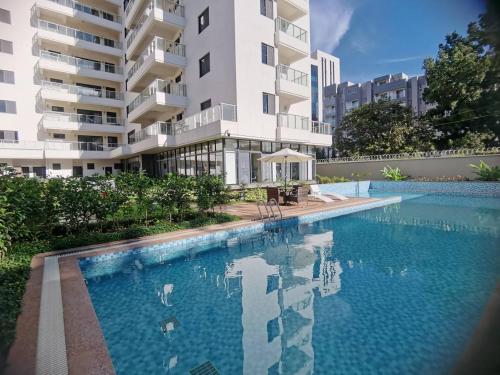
[39,51,123,82]
[127,79,187,124]
[277,0,308,21]
[35,0,122,32]
[40,81,124,108]
[126,0,186,60]
[276,114,332,145]
[122,104,238,153]
[0,140,45,159]
[276,65,309,103]
[44,141,121,159]
[127,38,186,92]
[41,111,124,133]
[311,121,333,146]
[275,18,309,64]
[37,20,122,57]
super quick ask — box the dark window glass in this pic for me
[198,7,209,34]
[200,99,211,111]
[0,39,13,54]
[52,106,64,112]
[262,93,275,115]
[87,163,95,170]
[72,166,83,177]
[0,69,14,84]
[199,53,210,77]
[108,136,118,147]
[53,133,65,139]
[260,0,273,18]
[261,43,274,66]
[0,9,11,24]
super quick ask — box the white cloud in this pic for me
[378,55,426,64]
[310,0,354,52]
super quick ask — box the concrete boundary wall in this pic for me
[316,155,500,180]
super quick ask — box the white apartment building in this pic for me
[0,0,333,184]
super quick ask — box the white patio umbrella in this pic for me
[259,148,312,190]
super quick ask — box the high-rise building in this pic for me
[0,0,333,183]
[323,73,431,128]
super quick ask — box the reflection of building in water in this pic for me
[225,230,342,374]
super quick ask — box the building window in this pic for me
[0,70,14,84]
[261,43,274,66]
[72,166,83,177]
[104,38,115,48]
[0,9,10,24]
[0,100,16,113]
[21,167,29,176]
[260,0,273,18]
[199,53,210,77]
[52,163,61,170]
[128,130,135,144]
[200,99,211,111]
[0,130,18,141]
[262,93,275,115]
[108,136,118,147]
[0,39,13,54]
[114,163,122,170]
[176,113,183,122]
[51,106,64,112]
[198,7,209,34]
[53,133,65,139]
[87,163,95,170]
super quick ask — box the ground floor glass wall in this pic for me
[155,138,317,185]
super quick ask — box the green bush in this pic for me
[316,175,351,184]
[380,166,408,181]
[470,161,500,181]
[244,188,267,202]
[195,174,229,213]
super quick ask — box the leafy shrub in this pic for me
[469,161,500,181]
[244,188,267,202]
[380,166,408,181]
[195,174,228,213]
[316,175,351,184]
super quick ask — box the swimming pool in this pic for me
[81,194,500,374]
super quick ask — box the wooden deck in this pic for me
[219,197,378,221]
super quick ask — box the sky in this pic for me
[310,0,487,83]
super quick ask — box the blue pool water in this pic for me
[81,194,500,374]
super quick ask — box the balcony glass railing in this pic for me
[38,20,121,49]
[277,113,309,131]
[43,111,123,126]
[127,79,187,113]
[312,121,332,135]
[40,50,123,74]
[127,37,185,80]
[45,141,122,151]
[41,80,124,100]
[174,103,237,135]
[276,64,308,86]
[129,122,174,144]
[276,17,308,43]
[126,0,185,49]
[45,0,121,24]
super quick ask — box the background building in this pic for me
[323,73,431,128]
[0,0,333,183]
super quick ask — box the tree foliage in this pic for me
[335,99,434,156]
[423,2,500,148]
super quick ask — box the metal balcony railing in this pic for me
[40,50,123,74]
[312,121,332,135]
[127,79,187,113]
[38,20,121,49]
[275,17,308,43]
[41,80,124,101]
[127,37,186,80]
[42,111,123,126]
[277,113,309,131]
[45,0,121,24]
[276,64,308,86]
[126,0,185,50]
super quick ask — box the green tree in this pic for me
[195,174,228,214]
[423,2,500,148]
[334,99,434,156]
[154,174,194,221]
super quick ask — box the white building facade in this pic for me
[0,0,333,184]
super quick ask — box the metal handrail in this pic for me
[42,111,123,126]
[268,198,283,221]
[40,50,123,74]
[276,64,308,86]
[277,113,310,131]
[127,79,187,113]
[317,148,500,164]
[275,17,308,42]
[41,80,124,100]
[45,0,122,24]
